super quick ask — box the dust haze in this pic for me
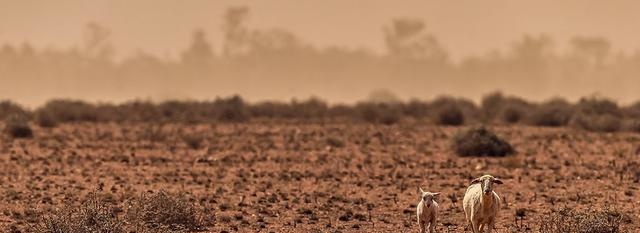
[1,1,640,107]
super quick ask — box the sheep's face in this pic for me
[419,188,439,207]
[470,175,503,196]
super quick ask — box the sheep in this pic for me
[416,188,439,233]
[463,175,503,233]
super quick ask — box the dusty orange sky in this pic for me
[1,1,640,107]
[2,0,640,59]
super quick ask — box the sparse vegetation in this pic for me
[357,102,402,125]
[528,98,573,127]
[34,193,124,233]
[126,190,205,232]
[4,114,33,138]
[571,97,623,132]
[431,97,467,126]
[452,126,514,156]
[539,208,630,233]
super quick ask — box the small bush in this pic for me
[403,99,429,119]
[356,102,401,125]
[571,97,623,132]
[539,208,630,233]
[500,104,526,124]
[35,111,58,128]
[431,97,478,126]
[436,104,465,126]
[528,98,573,127]
[628,119,640,133]
[35,193,124,233]
[326,136,345,148]
[182,134,204,150]
[214,96,250,122]
[452,127,514,157]
[0,101,29,120]
[37,99,99,123]
[481,91,506,121]
[126,190,204,232]
[4,115,33,138]
[572,113,622,132]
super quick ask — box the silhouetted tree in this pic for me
[181,29,215,66]
[384,18,448,62]
[222,6,251,57]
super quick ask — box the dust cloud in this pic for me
[1,1,639,107]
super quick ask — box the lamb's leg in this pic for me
[486,219,495,233]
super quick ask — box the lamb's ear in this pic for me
[470,178,482,185]
[432,192,440,196]
[493,178,503,184]
[419,187,425,193]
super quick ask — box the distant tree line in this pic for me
[0,7,639,105]
[1,92,639,137]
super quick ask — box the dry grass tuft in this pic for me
[538,208,631,233]
[126,190,205,232]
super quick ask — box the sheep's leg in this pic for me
[470,219,480,233]
[429,218,436,233]
[418,219,425,233]
[479,223,484,232]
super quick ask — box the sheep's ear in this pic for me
[419,187,425,193]
[470,178,482,185]
[493,178,503,184]
[432,192,440,196]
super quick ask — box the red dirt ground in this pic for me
[1,122,639,232]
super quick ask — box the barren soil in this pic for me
[1,122,639,232]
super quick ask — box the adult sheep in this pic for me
[463,174,503,233]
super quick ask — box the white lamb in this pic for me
[463,175,503,233]
[416,188,439,233]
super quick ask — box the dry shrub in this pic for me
[34,111,57,128]
[500,103,527,124]
[356,102,402,125]
[0,101,29,120]
[431,97,469,126]
[627,119,640,133]
[571,97,622,132]
[528,98,573,127]
[213,96,250,122]
[289,98,328,119]
[126,190,205,232]
[326,136,345,148]
[500,99,533,124]
[403,99,429,119]
[452,126,514,157]
[182,134,205,150]
[481,91,506,121]
[572,113,622,132]
[250,98,328,120]
[4,114,33,138]
[539,208,630,233]
[34,193,124,233]
[37,99,99,123]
